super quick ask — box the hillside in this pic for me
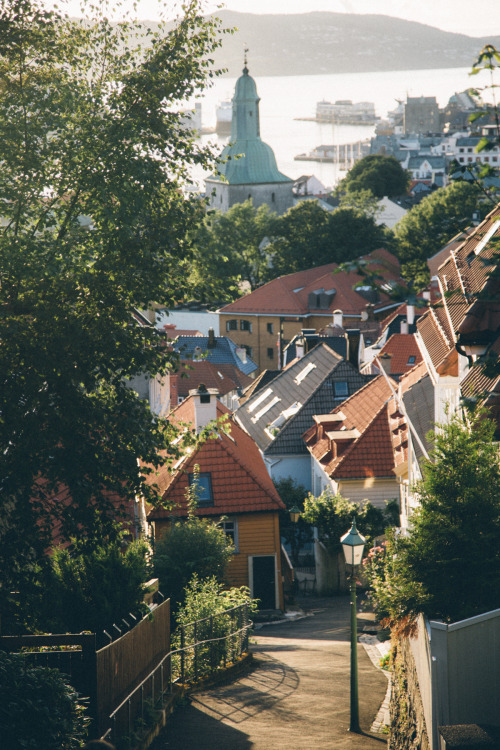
[183,11,500,78]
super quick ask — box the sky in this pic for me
[52,0,500,37]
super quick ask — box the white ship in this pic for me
[315,99,378,124]
[216,100,232,135]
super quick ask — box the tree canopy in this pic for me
[335,154,410,199]
[0,0,225,625]
[267,201,393,277]
[394,180,480,284]
[364,410,500,631]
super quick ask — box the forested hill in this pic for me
[165,11,500,78]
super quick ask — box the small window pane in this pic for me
[189,472,213,507]
[334,381,348,398]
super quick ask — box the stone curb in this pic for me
[359,634,391,734]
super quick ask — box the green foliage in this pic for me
[189,199,278,298]
[301,489,397,555]
[171,575,256,681]
[31,537,150,634]
[267,201,393,276]
[0,0,225,622]
[0,652,89,749]
[152,517,234,615]
[335,155,410,199]
[364,410,500,630]
[274,477,312,565]
[175,574,256,629]
[394,181,480,284]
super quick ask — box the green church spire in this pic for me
[214,58,291,185]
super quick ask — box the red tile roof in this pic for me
[218,249,401,317]
[376,334,423,375]
[173,360,251,398]
[304,375,396,479]
[148,397,284,519]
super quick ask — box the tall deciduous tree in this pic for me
[189,199,278,298]
[364,410,500,630]
[0,0,224,624]
[335,154,410,199]
[394,180,480,284]
[267,201,392,276]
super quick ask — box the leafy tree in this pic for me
[189,199,278,298]
[337,188,383,219]
[0,652,89,749]
[335,154,410,199]
[268,202,393,276]
[394,181,480,283]
[364,410,500,631]
[0,0,225,625]
[301,489,397,555]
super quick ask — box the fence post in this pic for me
[81,634,98,738]
[210,615,214,672]
[194,621,198,681]
[180,627,185,684]
[244,603,249,652]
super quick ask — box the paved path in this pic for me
[151,596,389,750]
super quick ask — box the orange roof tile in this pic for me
[304,375,396,480]
[376,334,423,375]
[148,397,284,520]
[218,249,401,318]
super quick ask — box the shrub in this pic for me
[35,537,150,634]
[152,517,233,616]
[0,652,89,749]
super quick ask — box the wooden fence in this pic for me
[0,599,171,740]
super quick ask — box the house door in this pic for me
[250,555,277,610]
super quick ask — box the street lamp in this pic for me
[289,505,301,524]
[340,518,366,734]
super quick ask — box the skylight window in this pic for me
[293,286,305,293]
[474,219,500,255]
[247,387,273,413]
[281,401,302,420]
[251,396,281,423]
[294,362,316,385]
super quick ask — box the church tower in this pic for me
[205,60,293,215]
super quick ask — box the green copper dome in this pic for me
[213,66,291,186]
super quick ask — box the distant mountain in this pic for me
[190,11,500,78]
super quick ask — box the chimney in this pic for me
[378,353,392,375]
[333,309,343,328]
[295,335,305,359]
[190,383,218,431]
[400,319,409,335]
[236,346,247,364]
[407,304,415,326]
[207,328,216,349]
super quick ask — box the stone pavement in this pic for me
[151,596,389,750]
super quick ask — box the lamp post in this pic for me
[340,518,366,734]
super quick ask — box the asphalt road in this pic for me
[151,596,389,750]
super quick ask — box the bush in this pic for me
[152,517,233,616]
[171,576,257,680]
[0,652,89,749]
[35,537,150,634]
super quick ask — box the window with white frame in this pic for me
[219,519,238,551]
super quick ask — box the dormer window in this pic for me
[189,472,214,507]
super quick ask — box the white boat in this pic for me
[315,99,378,124]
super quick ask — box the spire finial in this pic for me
[243,46,249,74]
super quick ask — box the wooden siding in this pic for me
[154,512,284,610]
[337,477,399,509]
